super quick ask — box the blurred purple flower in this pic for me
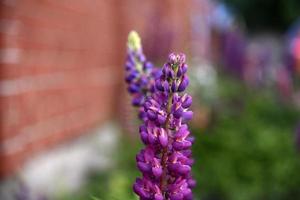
[296,123,300,151]
[222,28,246,78]
[15,182,47,200]
[125,31,161,110]
[133,53,195,200]
[15,183,30,200]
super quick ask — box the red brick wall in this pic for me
[0,0,192,177]
[0,0,125,177]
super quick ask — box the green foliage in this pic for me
[222,0,300,32]
[192,77,300,200]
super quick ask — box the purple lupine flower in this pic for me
[15,182,47,200]
[125,31,161,109]
[134,53,195,200]
[15,183,30,200]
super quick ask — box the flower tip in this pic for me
[178,53,186,63]
[168,53,187,65]
[128,30,141,51]
[168,53,177,64]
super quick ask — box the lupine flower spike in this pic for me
[133,53,196,200]
[125,31,161,115]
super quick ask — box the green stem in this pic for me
[160,64,179,199]
[160,92,173,198]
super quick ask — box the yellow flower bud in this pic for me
[127,30,141,51]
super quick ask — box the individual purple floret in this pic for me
[125,31,161,109]
[133,53,195,200]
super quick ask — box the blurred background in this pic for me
[0,0,300,199]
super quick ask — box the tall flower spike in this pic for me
[125,31,161,111]
[134,53,195,200]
